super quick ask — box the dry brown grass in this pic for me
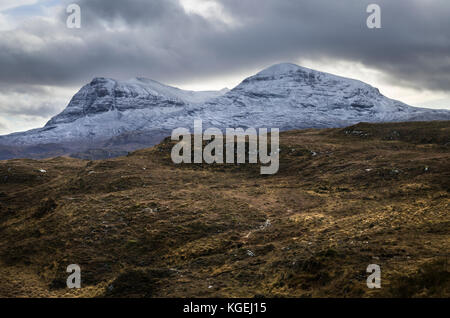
[0,121,448,297]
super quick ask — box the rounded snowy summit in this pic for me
[256,63,314,76]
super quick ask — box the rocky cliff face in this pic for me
[0,63,449,159]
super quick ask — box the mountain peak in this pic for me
[89,77,116,86]
[257,63,312,76]
[1,64,450,159]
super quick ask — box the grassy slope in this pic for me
[0,121,449,297]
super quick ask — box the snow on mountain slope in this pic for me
[190,63,450,130]
[0,63,449,159]
[46,77,228,126]
[0,77,228,147]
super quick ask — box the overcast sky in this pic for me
[0,0,449,134]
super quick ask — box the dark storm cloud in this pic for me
[0,0,449,92]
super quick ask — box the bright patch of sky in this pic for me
[0,0,61,30]
[179,0,239,27]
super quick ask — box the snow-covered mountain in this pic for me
[1,63,449,159]
[1,77,229,148]
[198,63,450,129]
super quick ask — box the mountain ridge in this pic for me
[1,62,450,160]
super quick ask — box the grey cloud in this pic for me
[76,0,185,26]
[0,0,449,93]
[0,84,70,120]
[0,101,61,118]
[211,0,450,91]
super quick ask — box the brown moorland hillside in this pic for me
[0,121,449,297]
